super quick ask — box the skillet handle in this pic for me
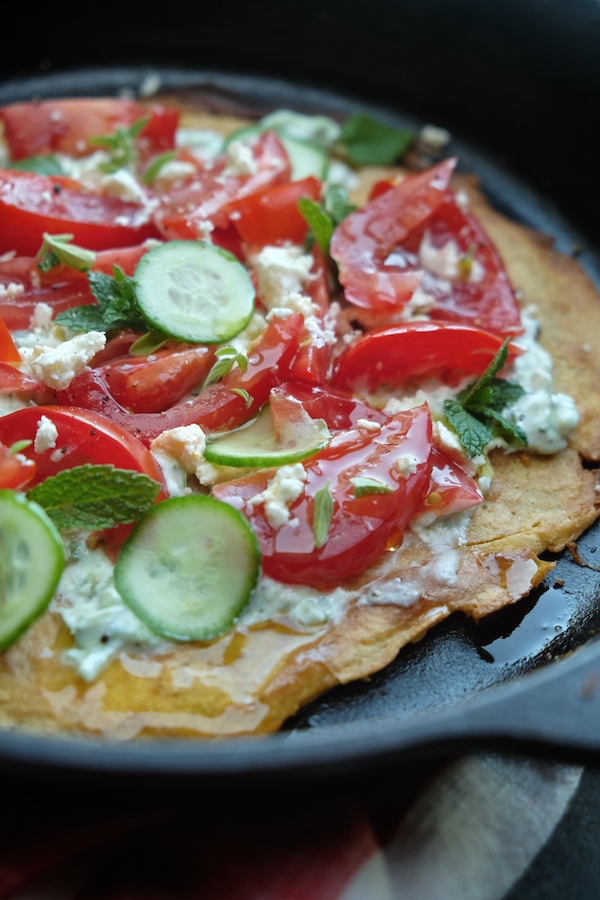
[399,637,600,763]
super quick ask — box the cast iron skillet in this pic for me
[1,0,600,786]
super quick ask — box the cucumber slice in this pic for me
[224,126,329,180]
[134,241,255,344]
[0,490,65,649]
[114,495,260,642]
[204,402,331,467]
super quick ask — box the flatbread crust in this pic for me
[0,103,599,740]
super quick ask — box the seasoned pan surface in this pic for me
[0,64,599,784]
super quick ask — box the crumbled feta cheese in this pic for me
[251,244,315,313]
[175,128,224,162]
[0,282,25,301]
[152,159,197,191]
[20,331,106,390]
[419,231,484,282]
[221,140,257,177]
[356,418,381,433]
[395,454,419,477]
[247,463,307,529]
[150,424,207,474]
[34,415,59,453]
[29,302,54,333]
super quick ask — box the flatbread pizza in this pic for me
[0,92,598,740]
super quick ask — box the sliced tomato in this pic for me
[89,329,140,367]
[92,241,160,276]
[276,382,388,431]
[152,131,291,238]
[0,277,96,330]
[330,158,455,311]
[214,404,432,588]
[95,345,216,413]
[230,176,322,247]
[419,447,483,517]
[0,169,161,256]
[0,406,167,492]
[286,247,333,386]
[0,440,36,490]
[405,191,523,336]
[0,98,178,161]
[55,312,305,444]
[332,322,522,393]
[0,315,21,364]
[0,362,49,398]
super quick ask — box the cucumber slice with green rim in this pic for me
[134,240,255,344]
[224,126,329,181]
[0,490,65,650]
[114,495,260,642]
[204,402,331,467]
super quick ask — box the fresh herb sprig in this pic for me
[36,233,96,273]
[298,184,356,255]
[55,266,147,334]
[443,339,528,458]
[28,464,160,531]
[89,116,149,174]
[203,347,249,388]
[339,112,415,166]
[312,480,334,549]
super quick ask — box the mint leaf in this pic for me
[458,340,510,407]
[204,347,248,388]
[37,233,96,273]
[472,406,528,448]
[89,116,149,174]
[350,476,393,498]
[298,197,334,255]
[324,184,356,223]
[142,150,178,185]
[444,400,494,459]
[9,154,64,175]
[128,330,169,356]
[298,185,355,255]
[340,112,415,166]
[55,267,146,334]
[53,304,106,332]
[312,480,334,549]
[28,464,160,531]
[448,338,529,454]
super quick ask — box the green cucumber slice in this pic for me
[204,402,331,467]
[224,126,329,180]
[114,495,260,641]
[134,240,255,344]
[0,490,65,649]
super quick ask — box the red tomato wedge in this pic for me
[0,406,167,492]
[330,158,455,311]
[0,315,21,364]
[286,246,334,386]
[230,176,322,246]
[0,440,36,490]
[152,131,291,238]
[276,381,388,431]
[0,278,96,331]
[214,404,432,588]
[0,169,161,256]
[55,313,305,445]
[0,98,178,160]
[420,447,483,517]
[332,322,521,393]
[95,345,216,414]
[0,362,49,397]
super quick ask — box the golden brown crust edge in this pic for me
[0,107,599,740]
